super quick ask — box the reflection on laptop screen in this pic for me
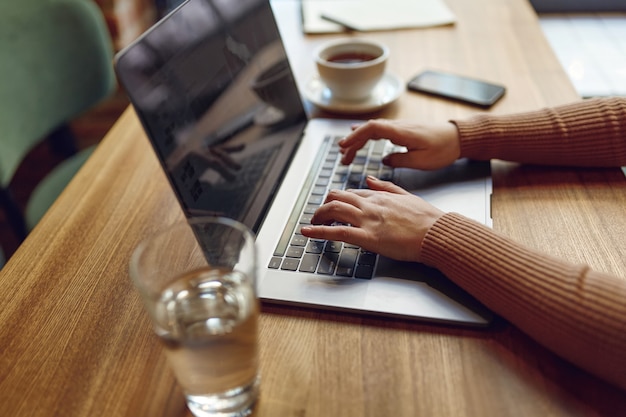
[115,0,307,232]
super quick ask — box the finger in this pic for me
[323,188,366,205]
[339,120,404,165]
[338,122,379,165]
[339,143,361,166]
[339,120,386,147]
[339,122,371,148]
[310,200,363,227]
[365,175,409,194]
[381,151,422,169]
[301,224,369,248]
[383,151,448,171]
[341,119,406,146]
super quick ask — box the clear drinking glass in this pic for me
[130,217,259,417]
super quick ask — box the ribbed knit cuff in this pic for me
[421,212,503,274]
[451,97,626,167]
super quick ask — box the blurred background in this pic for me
[0,0,185,260]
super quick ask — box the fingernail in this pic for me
[382,156,390,165]
[367,175,378,181]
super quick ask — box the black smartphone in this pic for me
[407,70,506,108]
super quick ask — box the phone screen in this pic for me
[408,70,506,108]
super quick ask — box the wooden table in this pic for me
[2,0,625,416]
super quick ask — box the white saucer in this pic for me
[304,72,404,114]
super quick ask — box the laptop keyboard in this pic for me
[269,136,397,279]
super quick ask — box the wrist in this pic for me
[443,121,462,160]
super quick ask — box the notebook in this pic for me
[114,0,494,326]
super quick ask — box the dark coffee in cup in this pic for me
[314,39,389,101]
[327,52,377,64]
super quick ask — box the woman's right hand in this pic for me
[301,176,445,262]
[339,119,462,170]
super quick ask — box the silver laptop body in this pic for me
[114,0,494,326]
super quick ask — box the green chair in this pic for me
[0,0,116,241]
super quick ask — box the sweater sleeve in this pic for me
[420,212,626,391]
[452,97,626,167]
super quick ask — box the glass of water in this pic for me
[130,217,259,417]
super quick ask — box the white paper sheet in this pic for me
[302,0,456,34]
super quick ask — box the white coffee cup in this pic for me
[314,39,389,101]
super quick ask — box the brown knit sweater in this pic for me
[421,97,626,390]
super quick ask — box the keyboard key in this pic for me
[373,141,386,154]
[312,186,326,195]
[352,164,365,173]
[367,162,381,172]
[336,248,358,277]
[358,252,377,266]
[347,173,363,188]
[319,168,332,178]
[325,241,342,253]
[379,167,393,181]
[317,253,338,275]
[281,258,299,271]
[299,254,320,273]
[304,204,318,214]
[268,257,282,269]
[291,235,307,246]
[355,264,374,279]
[316,177,330,187]
[306,240,325,254]
[333,173,347,182]
[286,246,304,258]
[308,195,324,205]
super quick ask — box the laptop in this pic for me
[114,0,494,326]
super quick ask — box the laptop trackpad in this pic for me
[392,159,492,227]
[374,256,494,323]
[392,159,491,191]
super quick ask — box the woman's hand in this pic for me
[300,176,445,262]
[339,119,461,170]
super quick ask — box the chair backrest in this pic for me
[0,0,116,187]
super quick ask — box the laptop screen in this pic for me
[115,0,307,232]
